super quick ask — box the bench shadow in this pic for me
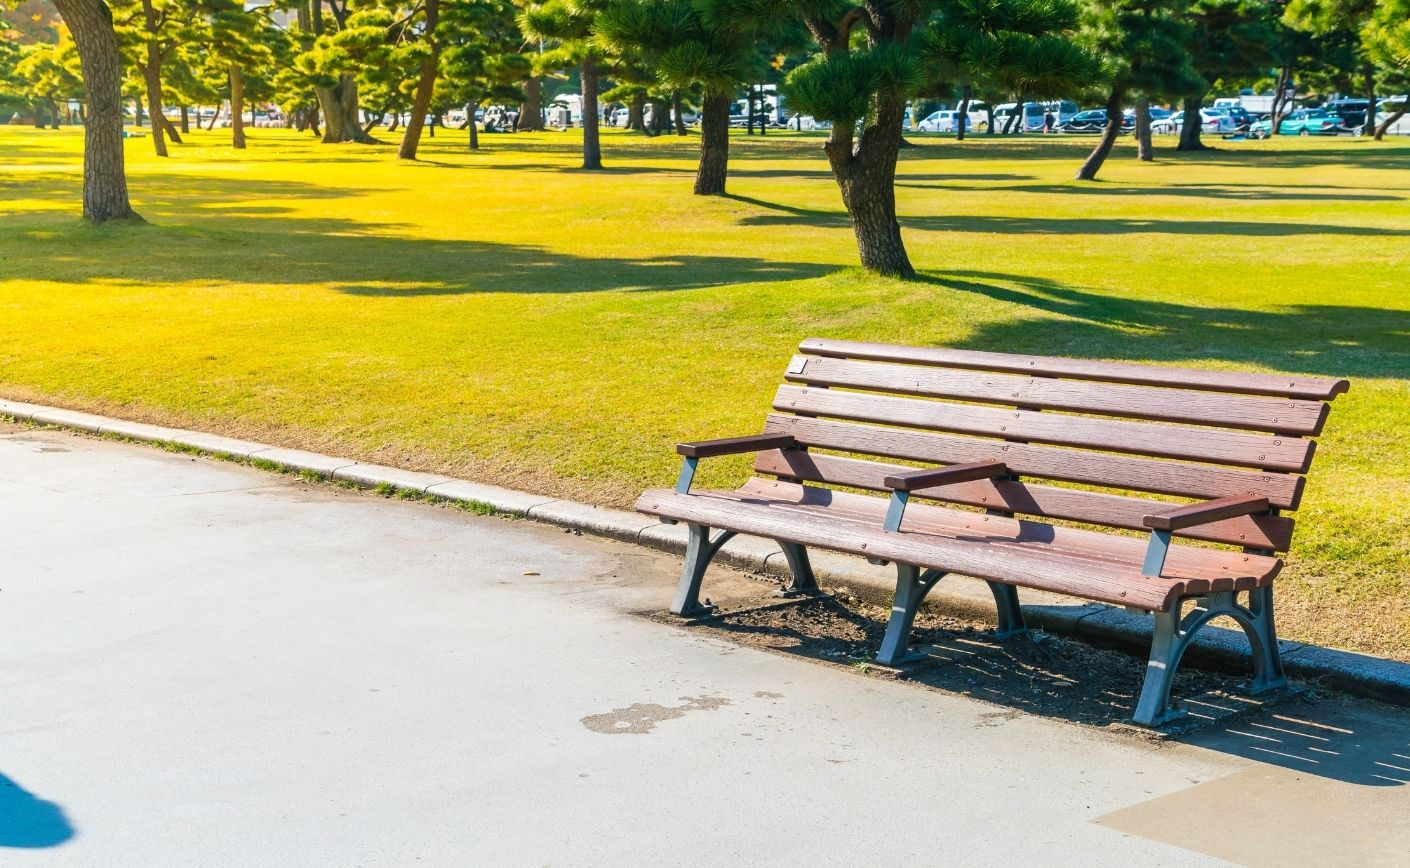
[690,595,1409,786]
[0,773,74,848]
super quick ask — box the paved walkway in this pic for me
[2,423,1408,866]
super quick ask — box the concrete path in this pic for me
[2,423,1408,866]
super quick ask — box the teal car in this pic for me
[1249,108,1346,138]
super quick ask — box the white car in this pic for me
[1374,100,1409,135]
[1153,109,1239,135]
[916,110,960,132]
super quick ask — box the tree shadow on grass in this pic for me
[728,194,1410,236]
[923,270,1410,380]
[894,180,1404,202]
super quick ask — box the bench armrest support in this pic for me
[1142,495,1270,531]
[882,461,1010,532]
[674,434,798,493]
[1140,495,1271,577]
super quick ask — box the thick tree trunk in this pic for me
[1177,93,1207,151]
[694,93,729,195]
[956,85,972,141]
[823,92,913,278]
[229,64,246,149]
[1374,104,1407,140]
[466,100,479,150]
[1076,87,1126,181]
[397,0,440,160]
[157,109,183,144]
[1363,65,1377,135]
[673,90,687,135]
[580,57,601,169]
[179,104,189,133]
[316,75,375,144]
[1135,98,1152,161]
[519,76,543,131]
[51,0,139,222]
[46,95,61,128]
[627,91,645,131]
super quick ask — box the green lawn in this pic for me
[1,125,1406,657]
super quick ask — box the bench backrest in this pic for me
[753,339,1350,553]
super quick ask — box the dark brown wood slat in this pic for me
[773,385,1315,472]
[799,338,1351,401]
[677,433,795,458]
[785,355,1330,435]
[731,477,1282,573]
[752,450,1294,550]
[1144,495,1269,531]
[635,486,1281,611]
[761,415,1305,509]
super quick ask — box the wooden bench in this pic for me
[636,338,1349,726]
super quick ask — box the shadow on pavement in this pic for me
[0,773,74,848]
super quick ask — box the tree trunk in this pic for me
[1004,95,1025,134]
[466,101,479,150]
[627,91,645,131]
[694,93,729,195]
[1363,64,1376,135]
[1076,87,1126,181]
[956,85,971,141]
[1177,93,1207,151]
[179,104,189,133]
[229,63,246,149]
[1269,65,1291,127]
[580,57,601,169]
[51,0,140,222]
[316,75,375,144]
[673,90,687,135]
[206,106,220,130]
[157,109,183,144]
[1135,98,1152,161]
[1374,104,1407,140]
[397,0,440,160]
[138,0,168,156]
[46,95,61,128]
[823,92,913,278]
[520,76,543,131]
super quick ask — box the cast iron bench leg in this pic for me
[669,523,737,617]
[986,581,1028,638]
[1132,588,1288,727]
[876,565,946,665]
[776,541,819,596]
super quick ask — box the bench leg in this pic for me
[986,581,1028,638]
[669,523,737,618]
[776,541,819,596]
[1132,589,1288,727]
[876,565,946,665]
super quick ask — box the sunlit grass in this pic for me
[1,124,1406,656]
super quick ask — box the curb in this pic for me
[5,396,1408,708]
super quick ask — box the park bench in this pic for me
[636,338,1349,726]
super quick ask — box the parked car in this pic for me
[1060,109,1112,132]
[992,101,1047,132]
[1248,108,1345,138]
[1323,98,1370,130]
[916,109,961,132]
[1373,97,1409,135]
[1158,109,1238,135]
[1123,106,1172,128]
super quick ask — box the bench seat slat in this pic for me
[774,385,1314,472]
[753,450,1294,550]
[761,415,1304,508]
[799,338,1351,401]
[786,355,1329,435]
[635,484,1281,612]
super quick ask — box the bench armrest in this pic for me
[883,460,1009,492]
[1142,495,1270,531]
[677,434,796,458]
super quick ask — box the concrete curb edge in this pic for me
[5,396,1407,708]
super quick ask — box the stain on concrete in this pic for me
[581,695,730,735]
[754,691,783,700]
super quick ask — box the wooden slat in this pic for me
[732,478,1279,574]
[752,450,1294,550]
[636,486,1282,612]
[785,355,1330,435]
[799,338,1351,401]
[760,415,1305,509]
[774,385,1315,472]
